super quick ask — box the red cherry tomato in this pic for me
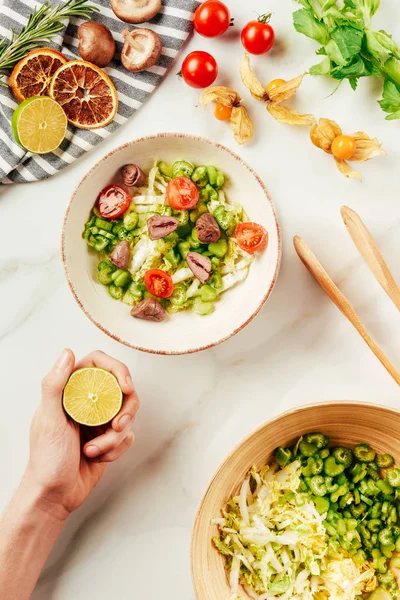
[144,269,174,298]
[235,222,268,254]
[180,51,218,88]
[166,176,200,210]
[241,14,275,55]
[97,184,131,219]
[193,1,231,38]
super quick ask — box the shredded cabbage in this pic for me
[213,460,376,600]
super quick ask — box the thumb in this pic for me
[41,349,75,412]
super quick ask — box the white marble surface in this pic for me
[1,1,400,597]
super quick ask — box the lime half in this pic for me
[63,367,123,427]
[12,96,67,154]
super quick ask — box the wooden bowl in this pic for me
[191,402,400,600]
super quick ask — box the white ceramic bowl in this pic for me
[62,134,281,354]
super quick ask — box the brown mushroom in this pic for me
[130,298,166,322]
[110,241,131,270]
[77,22,116,68]
[121,28,162,73]
[110,0,161,24]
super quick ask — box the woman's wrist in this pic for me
[18,470,70,525]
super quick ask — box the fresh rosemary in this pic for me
[0,0,98,82]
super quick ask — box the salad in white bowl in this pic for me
[62,134,281,354]
[82,158,268,322]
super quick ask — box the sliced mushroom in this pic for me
[147,215,179,240]
[195,213,221,244]
[121,28,162,72]
[130,297,166,322]
[77,22,116,68]
[186,252,212,284]
[110,0,161,23]
[110,241,131,270]
[121,164,146,187]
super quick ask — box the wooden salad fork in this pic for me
[341,206,400,312]
[293,235,400,386]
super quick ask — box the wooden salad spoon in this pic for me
[341,206,400,312]
[293,235,400,386]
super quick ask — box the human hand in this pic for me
[23,349,139,522]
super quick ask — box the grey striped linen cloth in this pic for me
[0,0,199,184]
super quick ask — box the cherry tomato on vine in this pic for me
[193,1,231,38]
[97,185,131,219]
[180,51,218,88]
[166,176,200,210]
[144,269,174,298]
[214,103,232,121]
[241,14,275,55]
[235,222,268,254]
[331,135,356,160]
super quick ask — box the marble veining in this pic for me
[1,0,400,598]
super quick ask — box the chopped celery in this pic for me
[208,239,228,258]
[200,285,217,302]
[191,165,207,183]
[178,241,190,259]
[213,205,236,235]
[206,165,218,186]
[193,297,214,315]
[88,235,109,252]
[209,272,223,290]
[158,161,173,178]
[172,160,194,178]
[215,170,225,189]
[108,284,124,300]
[124,212,139,231]
[113,270,131,288]
[170,284,187,307]
[95,217,113,231]
[97,260,115,285]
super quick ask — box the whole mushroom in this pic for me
[110,0,161,24]
[77,22,116,68]
[121,28,162,73]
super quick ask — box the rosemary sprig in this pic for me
[0,0,98,82]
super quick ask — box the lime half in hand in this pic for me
[63,367,123,427]
[12,96,67,154]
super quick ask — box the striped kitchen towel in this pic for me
[0,0,199,184]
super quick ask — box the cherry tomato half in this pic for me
[193,1,231,38]
[214,103,233,121]
[235,222,268,254]
[241,15,275,55]
[331,135,356,160]
[97,184,131,219]
[166,176,200,210]
[144,269,174,298]
[180,51,218,88]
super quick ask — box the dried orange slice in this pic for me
[10,48,68,102]
[49,60,118,130]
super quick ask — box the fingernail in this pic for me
[125,374,134,391]
[55,349,71,370]
[119,415,132,431]
[85,445,99,458]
